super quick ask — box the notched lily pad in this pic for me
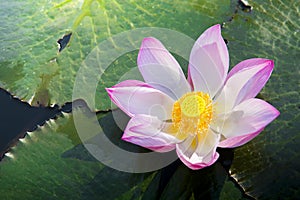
[0,109,103,199]
[0,0,231,110]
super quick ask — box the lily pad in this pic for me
[0,0,231,110]
[0,108,157,199]
[222,0,300,198]
[0,111,102,199]
[0,106,244,199]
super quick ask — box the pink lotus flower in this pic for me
[106,24,280,170]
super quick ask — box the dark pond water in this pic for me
[0,88,60,158]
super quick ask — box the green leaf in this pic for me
[0,111,102,199]
[0,0,231,109]
[0,108,156,199]
[0,106,245,199]
[222,0,300,199]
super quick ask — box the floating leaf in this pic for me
[0,108,161,199]
[223,0,300,198]
[0,0,231,110]
[0,110,102,199]
[0,106,245,199]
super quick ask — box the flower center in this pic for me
[171,92,213,141]
[181,94,206,117]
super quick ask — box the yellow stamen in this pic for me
[170,92,213,142]
[181,94,206,117]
